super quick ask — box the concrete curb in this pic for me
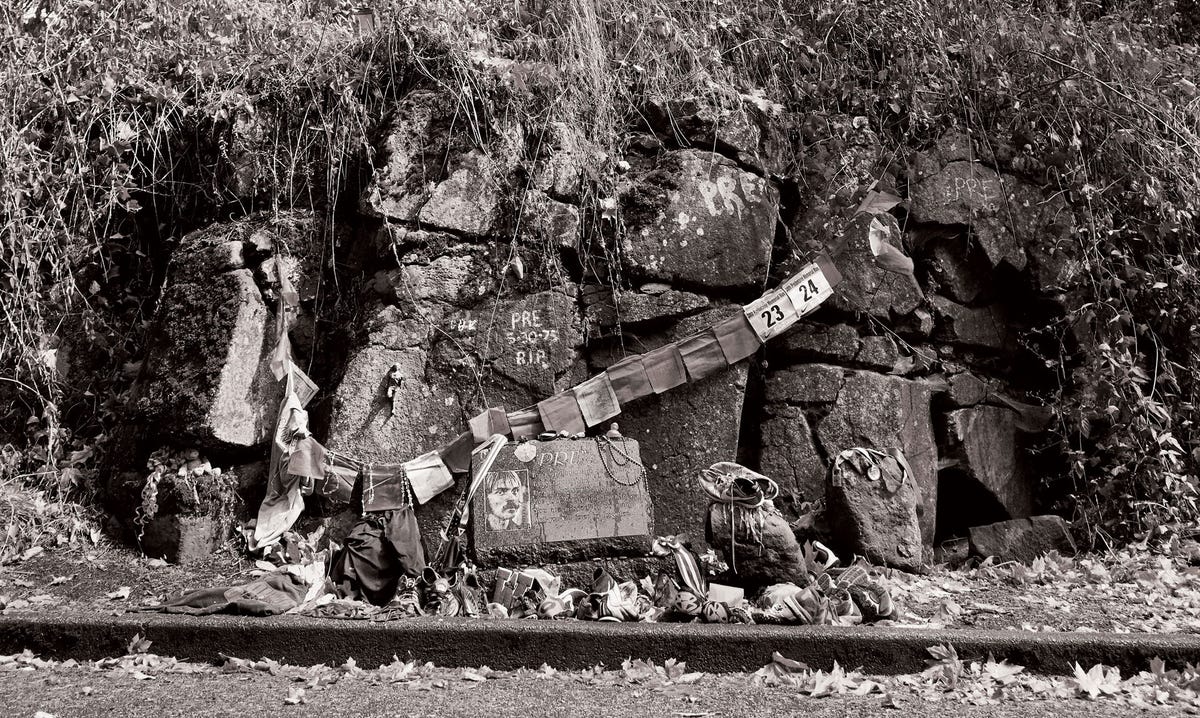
[3,612,1198,675]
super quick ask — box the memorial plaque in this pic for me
[471,437,653,565]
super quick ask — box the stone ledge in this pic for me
[3,611,1198,676]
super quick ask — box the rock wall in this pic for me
[131,97,1072,569]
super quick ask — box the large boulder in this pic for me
[945,406,1033,519]
[908,159,1074,273]
[135,214,319,451]
[759,405,826,505]
[826,448,923,571]
[619,149,778,288]
[815,370,938,546]
[325,345,463,465]
[969,515,1078,563]
[931,296,1010,351]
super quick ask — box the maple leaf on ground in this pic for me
[284,687,307,705]
[922,644,963,686]
[982,655,1024,685]
[381,656,417,683]
[1073,662,1122,699]
[106,586,131,601]
[126,633,152,655]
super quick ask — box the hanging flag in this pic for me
[712,313,762,364]
[678,329,727,382]
[469,407,511,445]
[287,436,327,479]
[642,343,687,393]
[606,355,653,403]
[403,451,456,505]
[573,373,621,427]
[506,407,545,440]
[537,391,587,435]
[439,430,474,473]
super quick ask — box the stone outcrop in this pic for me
[130,108,1074,575]
[134,213,319,452]
[969,515,1078,563]
[945,405,1033,519]
[826,448,923,571]
[619,149,778,288]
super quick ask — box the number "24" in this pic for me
[760,279,819,327]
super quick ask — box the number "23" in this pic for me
[760,304,785,327]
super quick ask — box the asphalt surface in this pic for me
[4,610,1200,676]
[0,665,1179,718]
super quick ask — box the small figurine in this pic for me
[605,422,623,439]
[384,363,404,421]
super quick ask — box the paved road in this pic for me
[0,664,1176,718]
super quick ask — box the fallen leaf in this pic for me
[284,687,307,705]
[106,587,131,601]
[126,633,152,655]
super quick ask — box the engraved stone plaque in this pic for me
[471,437,653,565]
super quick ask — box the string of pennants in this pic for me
[247,253,843,551]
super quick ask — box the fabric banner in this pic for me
[439,430,474,474]
[606,355,654,404]
[677,330,727,382]
[573,373,622,427]
[320,451,359,504]
[712,313,762,364]
[642,343,687,393]
[403,451,455,505]
[362,464,411,513]
[507,407,545,440]
[469,407,511,445]
[249,370,306,551]
[537,391,587,435]
[286,436,327,479]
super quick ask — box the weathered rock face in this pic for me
[945,405,1033,519]
[620,149,778,288]
[826,213,924,320]
[135,213,320,452]
[909,159,1074,276]
[707,502,807,587]
[816,371,939,546]
[969,515,1078,563]
[826,448,923,571]
[601,308,750,545]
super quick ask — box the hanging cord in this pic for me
[698,466,780,574]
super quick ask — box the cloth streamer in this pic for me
[537,391,587,435]
[403,451,455,505]
[642,344,687,393]
[677,330,727,382]
[506,407,545,440]
[438,431,474,474]
[469,407,511,445]
[361,464,411,513]
[712,313,762,364]
[572,374,621,427]
[249,366,307,551]
[606,356,653,404]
